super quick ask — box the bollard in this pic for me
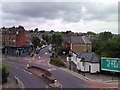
[39,56,40,59]
[27,64,29,69]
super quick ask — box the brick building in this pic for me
[2,26,29,47]
[63,36,92,54]
[1,26,29,56]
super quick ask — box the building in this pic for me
[2,26,28,47]
[77,52,100,73]
[70,36,92,54]
[63,36,92,54]
[1,26,29,56]
[67,52,100,73]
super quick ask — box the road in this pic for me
[2,45,90,89]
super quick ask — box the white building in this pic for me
[67,52,100,73]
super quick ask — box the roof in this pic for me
[63,36,70,42]
[77,52,100,63]
[70,36,91,44]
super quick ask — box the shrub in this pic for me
[57,47,70,55]
[2,65,9,84]
[50,57,65,67]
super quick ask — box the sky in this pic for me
[0,0,119,34]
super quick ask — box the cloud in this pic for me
[1,1,119,34]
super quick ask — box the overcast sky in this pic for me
[1,0,119,34]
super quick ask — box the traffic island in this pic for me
[24,66,61,88]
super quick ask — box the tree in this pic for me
[92,37,120,58]
[31,37,41,49]
[42,34,50,43]
[2,64,9,84]
[66,30,72,34]
[50,32,63,53]
[87,31,96,35]
[34,28,38,32]
[99,31,113,40]
[50,30,54,34]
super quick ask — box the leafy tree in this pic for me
[50,32,63,53]
[87,31,96,35]
[29,30,33,33]
[39,30,45,33]
[92,37,120,58]
[66,30,72,34]
[34,28,38,32]
[50,30,54,34]
[42,34,50,43]
[99,31,113,40]
[31,37,41,49]
[2,64,9,84]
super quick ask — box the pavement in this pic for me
[1,74,24,89]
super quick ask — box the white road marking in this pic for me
[47,68,56,71]
[46,85,48,88]
[22,69,32,75]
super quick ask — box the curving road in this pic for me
[2,46,90,89]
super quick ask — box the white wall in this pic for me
[78,62,90,72]
[67,55,100,73]
[90,63,100,73]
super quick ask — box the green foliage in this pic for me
[31,37,41,49]
[2,47,5,54]
[50,57,65,67]
[42,34,50,43]
[50,32,63,53]
[2,64,9,84]
[87,31,96,35]
[34,28,38,32]
[57,46,70,55]
[92,38,120,58]
[99,31,113,40]
[50,32,63,46]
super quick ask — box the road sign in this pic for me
[101,57,120,72]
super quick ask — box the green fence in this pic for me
[101,57,120,72]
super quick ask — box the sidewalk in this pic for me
[1,74,24,89]
[60,67,119,88]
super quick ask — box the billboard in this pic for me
[101,57,120,72]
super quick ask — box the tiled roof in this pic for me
[70,36,91,44]
[77,52,100,63]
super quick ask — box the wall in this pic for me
[90,63,100,73]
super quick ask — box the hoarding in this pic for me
[101,57,120,72]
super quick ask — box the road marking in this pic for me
[14,76,24,88]
[61,84,62,90]
[46,85,48,88]
[47,68,56,71]
[22,69,32,75]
